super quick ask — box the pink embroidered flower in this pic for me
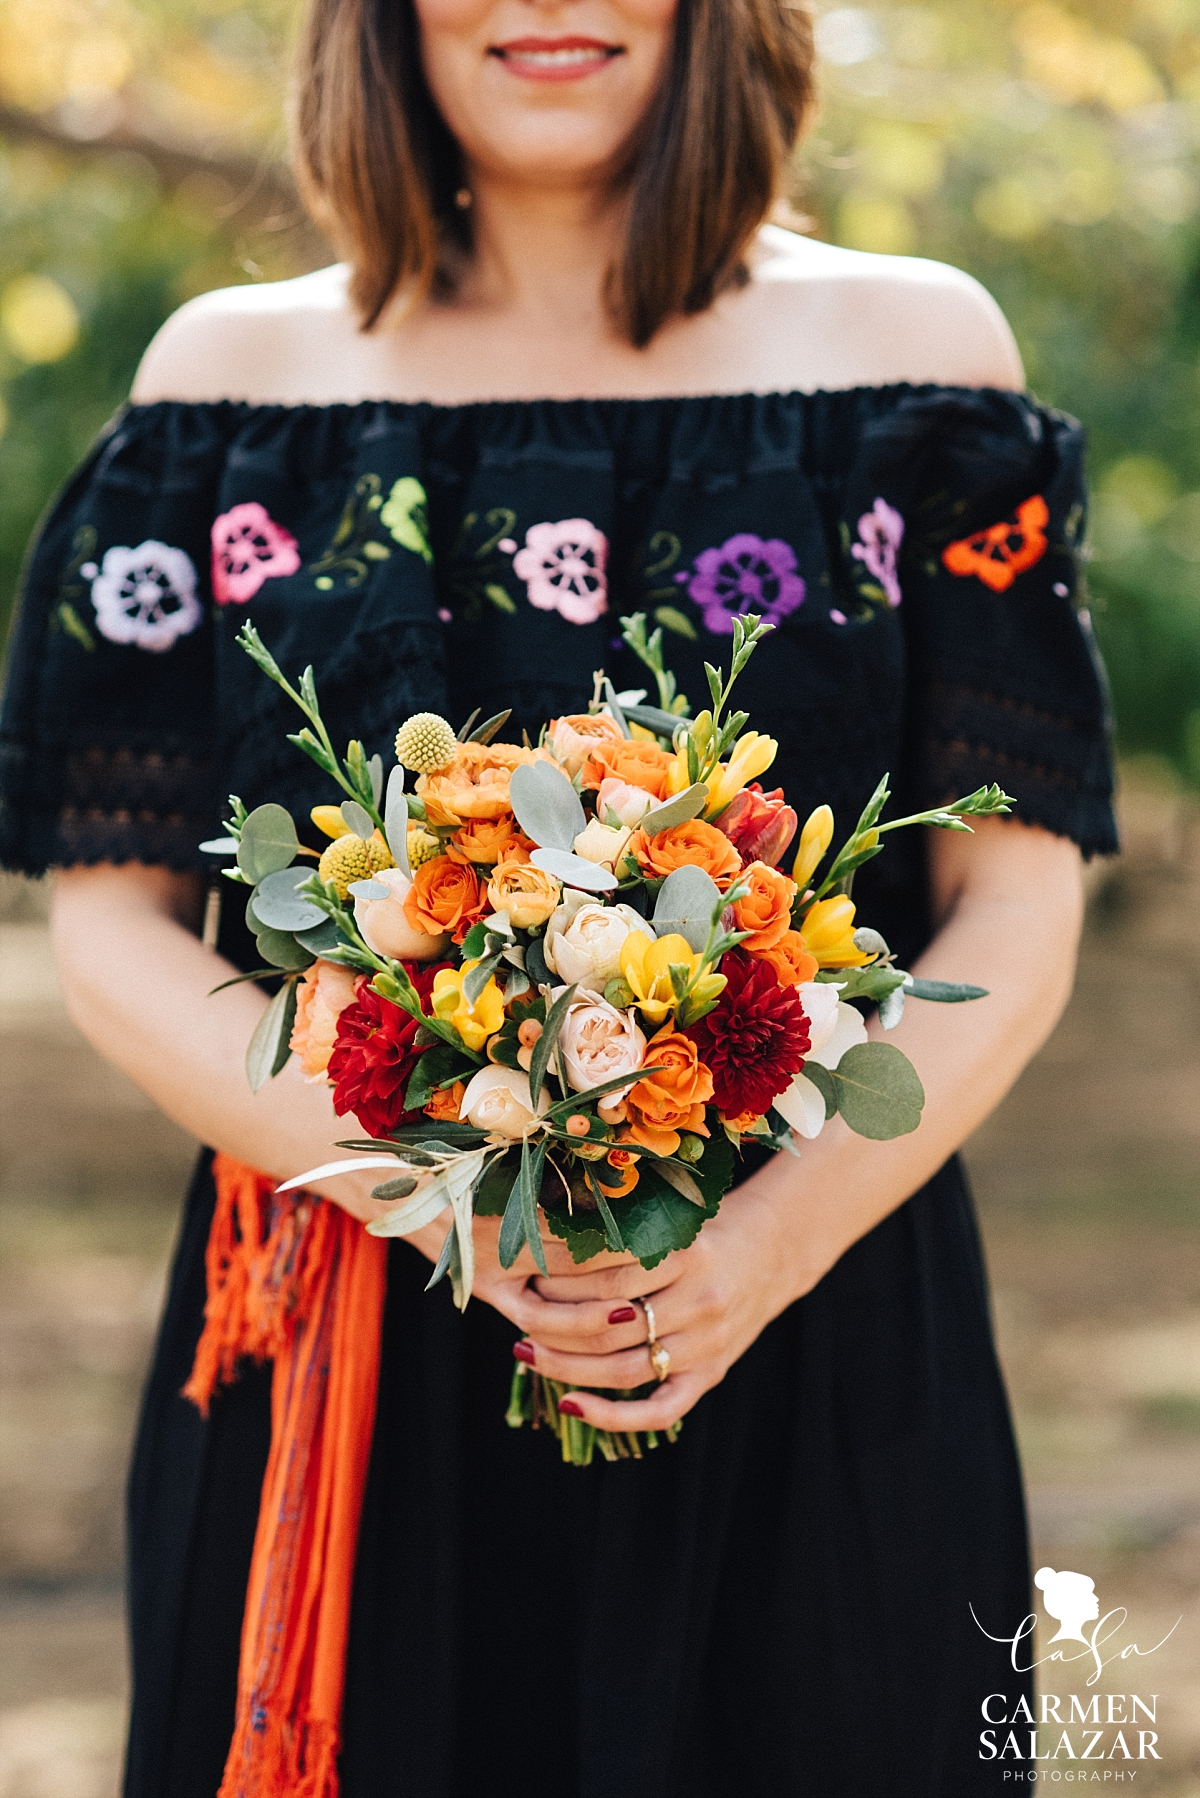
[512,519,608,625]
[850,499,905,607]
[677,533,806,634]
[211,503,301,605]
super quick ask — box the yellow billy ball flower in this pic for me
[792,805,834,888]
[797,896,871,968]
[317,831,394,900]
[704,731,778,816]
[406,825,442,869]
[395,712,458,774]
[311,805,350,840]
[431,962,505,1052]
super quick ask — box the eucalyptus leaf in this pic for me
[296,918,342,954]
[529,982,577,1104]
[252,866,325,931]
[245,979,297,1092]
[199,837,238,855]
[348,878,390,900]
[509,762,585,851]
[903,976,989,1003]
[468,708,512,745]
[384,765,410,876]
[255,928,314,971]
[529,847,617,891]
[341,798,375,839]
[829,1041,925,1140]
[652,864,722,952]
[236,804,299,882]
[640,783,709,836]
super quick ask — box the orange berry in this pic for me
[566,1115,591,1137]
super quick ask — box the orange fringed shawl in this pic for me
[183,1152,389,1798]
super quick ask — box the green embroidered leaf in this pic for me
[485,583,518,614]
[653,605,698,640]
[380,476,434,563]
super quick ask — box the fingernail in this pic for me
[608,1305,637,1325]
[557,1397,584,1417]
[512,1340,535,1365]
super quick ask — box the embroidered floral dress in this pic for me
[0,385,1116,1798]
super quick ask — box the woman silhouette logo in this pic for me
[1035,1567,1101,1644]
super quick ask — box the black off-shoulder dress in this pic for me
[0,386,1116,1798]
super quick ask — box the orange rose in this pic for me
[580,738,675,799]
[753,929,819,988]
[289,960,361,1078]
[425,1080,467,1122]
[628,819,743,887]
[729,860,798,951]
[548,712,624,777]
[624,1026,714,1157]
[721,1109,764,1132]
[448,816,534,865]
[595,1155,640,1199]
[403,855,488,942]
[417,741,540,827]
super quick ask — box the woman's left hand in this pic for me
[503,1152,819,1434]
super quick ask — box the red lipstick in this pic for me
[488,35,623,81]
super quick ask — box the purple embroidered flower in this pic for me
[679,533,806,634]
[849,499,904,608]
[211,502,301,605]
[512,519,608,625]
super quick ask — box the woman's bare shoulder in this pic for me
[740,226,1025,393]
[131,265,359,404]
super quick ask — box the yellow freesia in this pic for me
[792,805,834,888]
[618,930,725,1025]
[704,731,778,816]
[797,896,871,969]
[311,804,351,840]
[666,711,716,795]
[431,961,505,1051]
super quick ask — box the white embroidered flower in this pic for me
[512,519,608,624]
[88,541,202,652]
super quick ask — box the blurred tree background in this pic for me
[1,0,1199,782]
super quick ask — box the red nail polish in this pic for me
[608,1305,637,1325]
[557,1397,584,1417]
[512,1340,535,1365]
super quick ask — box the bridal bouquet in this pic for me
[205,612,1008,1464]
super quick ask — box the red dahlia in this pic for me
[328,963,449,1138]
[685,950,811,1117]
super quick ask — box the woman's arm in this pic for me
[496,817,1086,1428]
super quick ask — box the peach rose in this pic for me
[596,776,654,829]
[417,741,540,827]
[628,818,743,887]
[624,1026,714,1157]
[403,855,488,942]
[289,960,361,1079]
[729,860,798,952]
[581,738,675,799]
[354,866,451,961]
[486,860,561,929]
[547,712,624,778]
[557,990,647,1098]
[425,1080,467,1122]
[753,929,819,988]
[448,816,534,865]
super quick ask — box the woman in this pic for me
[0,0,1116,1789]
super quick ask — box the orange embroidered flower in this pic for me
[729,860,797,952]
[941,494,1049,593]
[580,738,675,799]
[753,929,819,988]
[624,1027,714,1157]
[403,855,488,942]
[424,1080,467,1122]
[448,816,534,865]
[628,819,743,886]
[417,741,540,827]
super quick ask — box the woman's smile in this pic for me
[487,35,625,81]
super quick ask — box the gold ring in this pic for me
[649,1342,671,1382]
[639,1296,658,1346]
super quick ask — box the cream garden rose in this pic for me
[546,712,623,778]
[458,1064,549,1138]
[596,776,654,829]
[353,866,450,960]
[556,990,647,1103]
[543,894,646,990]
[486,860,561,929]
[571,817,632,870]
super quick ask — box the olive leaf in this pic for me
[245,978,298,1092]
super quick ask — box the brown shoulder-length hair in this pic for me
[292,0,815,348]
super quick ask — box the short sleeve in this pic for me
[0,404,227,875]
[847,388,1117,858]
